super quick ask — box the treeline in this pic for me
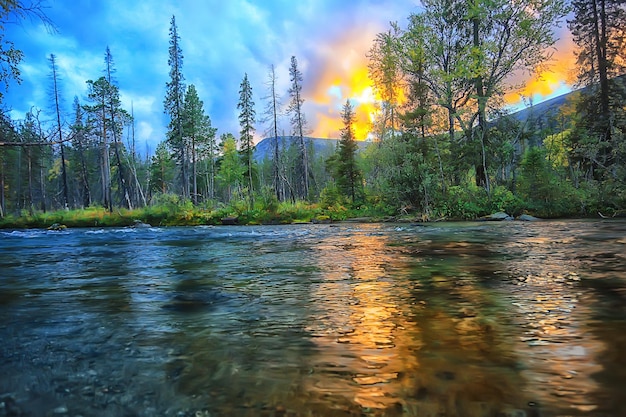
[1,0,625,222]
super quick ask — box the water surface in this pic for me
[1,220,625,416]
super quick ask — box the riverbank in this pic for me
[0,201,620,230]
[0,203,362,229]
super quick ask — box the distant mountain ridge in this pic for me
[253,135,370,162]
[254,84,596,161]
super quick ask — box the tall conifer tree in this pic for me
[238,73,256,207]
[288,56,309,200]
[163,15,188,199]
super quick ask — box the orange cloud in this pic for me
[305,28,381,140]
[505,31,577,106]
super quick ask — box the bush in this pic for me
[489,186,525,217]
[440,185,489,220]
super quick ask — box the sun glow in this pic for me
[310,66,381,141]
[307,30,385,141]
[505,34,577,108]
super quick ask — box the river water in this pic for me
[1,220,625,416]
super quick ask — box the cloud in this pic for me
[504,25,577,107]
[1,0,442,151]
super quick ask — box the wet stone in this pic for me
[435,370,455,380]
[52,405,68,414]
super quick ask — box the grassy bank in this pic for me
[1,187,621,229]
[0,201,391,229]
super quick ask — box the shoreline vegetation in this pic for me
[1,197,623,230]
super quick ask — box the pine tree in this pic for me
[84,77,113,211]
[287,56,309,200]
[332,100,362,203]
[568,0,626,178]
[238,73,256,207]
[261,64,284,201]
[183,84,216,204]
[163,15,188,199]
[48,54,69,209]
[149,142,175,196]
[70,96,91,208]
[104,47,132,209]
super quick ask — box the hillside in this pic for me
[254,136,370,162]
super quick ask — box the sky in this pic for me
[3,0,576,154]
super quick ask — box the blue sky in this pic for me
[3,0,423,153]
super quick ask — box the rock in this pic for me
[479,212,513,221]
[47,223,67,231]
[53,405,69,414]
[221,216,238,225]
[132,220,151,228]
[162,290,229,312]
[1,395,22,417]
[517,214,541,221]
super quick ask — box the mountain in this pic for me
[254,80,618,160]
[504,91,572,131]
[253,136,370,162]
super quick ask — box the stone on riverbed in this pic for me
[162,290,230,312]
[517,214,542,221]
[479,212,513,221]
[132,220,151,228]
[221,216,238,225]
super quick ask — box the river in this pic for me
[1,220,625,416]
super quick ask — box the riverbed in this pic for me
[1,220,625,416]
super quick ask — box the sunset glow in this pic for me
[505,36,576,107]
[308,29,576,140]
[307,30,383,141]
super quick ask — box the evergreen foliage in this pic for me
[238,73,256,207]
[1,2,625,224]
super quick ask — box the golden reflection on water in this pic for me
[303,226,526,415]
[305,226,419,411]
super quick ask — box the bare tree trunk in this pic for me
[192,135,197,204]
[472,16,490,195]
[27,147,34,214]
[50,55,70,209]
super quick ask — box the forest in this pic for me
[0,0,625,227]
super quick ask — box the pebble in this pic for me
[53,405,68,414]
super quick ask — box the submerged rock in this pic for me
[221,216,238,225]
[162,290,229,312]
[132,220,151,228]
[479,212,513,221]
[517,214,541,221]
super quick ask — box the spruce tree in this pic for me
[48,54,69,209]
[287,56,309,200]
[237,73,256,207]
[333,100,362,203]
[163,15,188,199]
[104,47,132,209]
[568,0,626,178]
[183,84,216,204]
